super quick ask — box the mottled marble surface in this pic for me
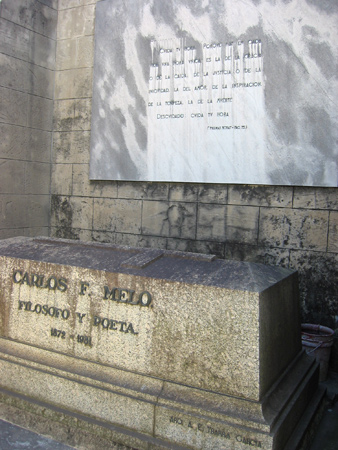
[90,0,337,186]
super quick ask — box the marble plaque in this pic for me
[89,0,338,186]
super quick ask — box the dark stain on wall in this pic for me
[51,195,79,240]
[290,251,338,329]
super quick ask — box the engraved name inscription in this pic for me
[146,38,265,181]
[170,416,263,448]
[12,269,151,348]
[148,38,263,131]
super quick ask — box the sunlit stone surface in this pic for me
[0,237,326,449]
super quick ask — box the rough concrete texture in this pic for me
[0,0,56,239]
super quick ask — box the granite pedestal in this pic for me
[0,237,325,449]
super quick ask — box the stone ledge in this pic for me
[0,339,325,450]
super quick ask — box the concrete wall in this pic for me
[0,0,57,238]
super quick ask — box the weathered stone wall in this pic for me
[0,0,57,238]
[51,1,338,346]
[0,1,336,365]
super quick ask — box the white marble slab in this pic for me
[90,0,338,186]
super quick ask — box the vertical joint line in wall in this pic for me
[91,197,94,235]
[140,196,144,240]
[257,206,261,246]
[165,183,170,250]
[71,164,74,196]
[291,186,295,208]
[326,210,331,253]
[196,183,202,241]
[153,382,165,437]
[224,185,229,258]
[92,197,95,236]
[49,6,58,239]
[195,198,199,241]
[49,133,53,237]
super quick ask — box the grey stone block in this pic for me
[197,203,227,241]
[56,36,94,70]
[198,185,228,204]
[57,4,95,39]
[197,204,259,244]
[52,131,91,164]
[51,163,73,196]
[0,54,54,99]
[137,234,167,249]
[0,90,52,133]
[58,0,96,10]
[0,87,28,127]
[50,226,81,240]
[0,228,26,239]
[93,198,141,233]
[0,19,56,69]
[53,99,92,131]
[142,200,197,239]
[25,162,51,195]
[91,230,116,244]
[293,187,338,210]
[73,228,93,242]
[1,0,57,38]
[55,68,93,99]
[0,125,51,163]
[166,238,225,259]
[328,211,338,253]
[168,184,199,202]
[290,249,338,327]
[24,226,49,238]
[27,95,53,131]
[223,242,291,267]
[93,231,167,250]
[114,233,148,248]
[0,160,25,194]
[0,124,28,160]
[25,195,50,227]
[0,194,48,228]
[228,185,293,207]
[72,164,118,198]
[71,164,90,197]
[117,182,168,200]
[259,207,329,251]
[28,129,52,162]
[51,195,93,230]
